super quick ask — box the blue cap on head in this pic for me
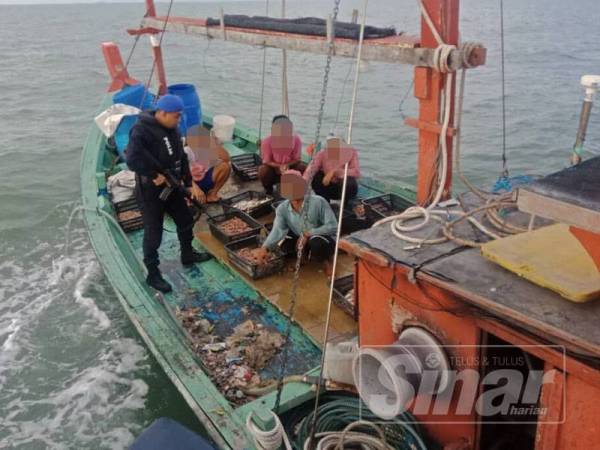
[156,94,184,113]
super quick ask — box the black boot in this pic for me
[181,247,212,266]
[146,268,172,293]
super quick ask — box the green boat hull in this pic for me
[81,96,416,448]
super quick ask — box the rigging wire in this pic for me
[333,59,356,132]
[397,79,414,121]
[500,0,508,176]
[258,0,270,140]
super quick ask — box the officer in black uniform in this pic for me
[126,94,211,293]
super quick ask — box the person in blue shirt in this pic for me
[126,95,211,293]
[253,170,338,275]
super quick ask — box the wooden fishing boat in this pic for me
[83,0,600,448]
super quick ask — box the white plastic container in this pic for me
[322,337,358,386]
[212,115,236,142]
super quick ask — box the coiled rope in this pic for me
[246,411,293,450]
[294,396,428,450]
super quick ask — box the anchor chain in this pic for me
[312,0,342,149]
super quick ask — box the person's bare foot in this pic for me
[206,191,221,203]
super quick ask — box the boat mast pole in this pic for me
[414,0,459,204]
[145,0,168,95]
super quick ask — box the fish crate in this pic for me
[113,197,144,232]
[222,190,275,218]
[361,193,414,223]
[230,153,262,182]
[207,210,263,244]
[332,274,355,318]
[225,235,285,279]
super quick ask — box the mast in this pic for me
[412,0,459,205]
[142,0,168,95]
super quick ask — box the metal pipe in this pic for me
[346,0,368,144]
[307,2,368,448]
[572,75,600,164]
[281,0,289,116]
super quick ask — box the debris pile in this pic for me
[176,308,285,405]
[218,217,253,236]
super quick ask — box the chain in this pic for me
[273,215,308,412]
[312,0,342,148]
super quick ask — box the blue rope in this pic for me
[491,174,534,194]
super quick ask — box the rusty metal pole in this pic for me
[415,0,459,205]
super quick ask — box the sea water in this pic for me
[0,0,599,448]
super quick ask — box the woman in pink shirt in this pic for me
[258,115,307,195]
[304,136,360,206]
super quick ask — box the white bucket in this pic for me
[322,338,358,386]
[212,115,236,142]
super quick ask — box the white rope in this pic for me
[304,420,392,450]
[246,411,293,450]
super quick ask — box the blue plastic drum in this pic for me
[167,83,202,137]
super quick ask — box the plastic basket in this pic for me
[113,197,144,232]
[230,153,262,182]
[225,236,285,279]
[207,210,263,244]
[332,275,355,318]
[361,193,414,223]
[222,190,275,218]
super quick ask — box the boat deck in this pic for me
[340,193,600,359]
[192,176,358,344]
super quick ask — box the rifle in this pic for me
[138,143,206,212]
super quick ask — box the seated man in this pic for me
[304,136,360,207]
[253,171,338,276]
[185,126,231,203]
[258,115,307,195]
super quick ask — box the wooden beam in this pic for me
[518,189,600,232]
[141,16,485,69]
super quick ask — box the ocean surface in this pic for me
[0,0,599,448]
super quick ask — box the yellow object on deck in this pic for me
[481,224,600,303]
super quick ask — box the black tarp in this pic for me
[522,155,600,211]
[205,15,397,40]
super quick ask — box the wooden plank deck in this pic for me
[194,215,357,345]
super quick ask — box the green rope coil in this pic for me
[291,395,429,450]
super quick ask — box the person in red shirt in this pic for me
[258,115,307,195]
[304,136,360,207]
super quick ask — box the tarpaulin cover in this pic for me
[206,15,397,40]
[521,155,600,211]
